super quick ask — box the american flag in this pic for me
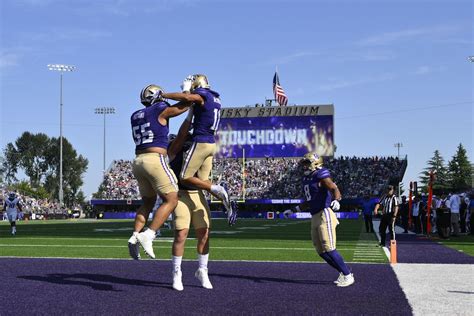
[273,72,288,106]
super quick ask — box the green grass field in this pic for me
[0,218,389,263]
[437,234,474,255]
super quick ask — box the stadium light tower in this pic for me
[94,107,116,172]
[394,142,403,197]
[47,64,76,207]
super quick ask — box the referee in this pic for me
[374,185,399,247]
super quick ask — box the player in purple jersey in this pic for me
[127,84,191,259]
[284,153,355,287]
[162,74,236,221]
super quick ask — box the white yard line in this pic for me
[0,244,355,251]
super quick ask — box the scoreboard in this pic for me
[215,105,334,158]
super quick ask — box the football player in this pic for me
[161,75,236,221]
[284,153,355,287]
[167,115,215,291]
[127,84,191,259]
[3,192,22,235]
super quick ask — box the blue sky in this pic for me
[1,0,472,197]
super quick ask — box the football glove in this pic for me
[330,200,340,211]
[181,75,194,93]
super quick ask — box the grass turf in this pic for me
[0,218,387,262]
[436,234,474,256]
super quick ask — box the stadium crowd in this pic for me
[1,186,79,219]
[96,159,141,200]
[95,156,406,200]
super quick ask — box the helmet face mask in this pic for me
[191,74,210,91]
[300,153,323,175]
[140,84,164,107]
[8,192,16,199]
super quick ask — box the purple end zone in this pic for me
[0,258,411,315]
[394,234,474,264]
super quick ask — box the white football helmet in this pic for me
[300,153,323,175]
[191,74,210,90]
[140,84,164,106]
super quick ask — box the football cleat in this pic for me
[173,269,184,291]
[140,84,164,107]
[136,230,156,259]
[227,200,238,226]
[195,268,213,289]
[333,273,344,284]
[127,232,140,260]
[336,273,355,287]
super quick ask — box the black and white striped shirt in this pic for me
[379,195,399,215]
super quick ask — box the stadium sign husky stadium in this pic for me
[216,105,334,158]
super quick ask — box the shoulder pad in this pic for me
[316,168,331,180]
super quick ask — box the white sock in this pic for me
[198,253,209,269]
[173,256,182,272]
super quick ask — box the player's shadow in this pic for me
[18,273,173,292]
[210,272,331,285]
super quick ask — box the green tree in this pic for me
[420,150,450,193]
[11,181,50,200]
[2,143,20,184]
[4,132,51,187]
[3,132,88,206]
[447,143,472,192]
[43,136,88,206]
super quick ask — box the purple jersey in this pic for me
[130,101,169,151]
[302,167,333,214]
[192,88,221,143]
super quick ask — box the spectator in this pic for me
[399,195,409,233]
[412,196,422,235]
[360,196,375,233]
[449,192,461,237]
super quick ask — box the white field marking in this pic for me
[0,255,384,264]
[393,263,474,316]
[236,227,270,230]
[353,223,386,262]
[94,228,131,232]
[0,244,356,251]
[1,237,196,242]
[210,231,241,235]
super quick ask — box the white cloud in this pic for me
[413,66,431,75]
[357,25,460,46]
[412,65,446,75]
[318,73,396,91]
[262,51,320,66]
[0,53,19,68]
